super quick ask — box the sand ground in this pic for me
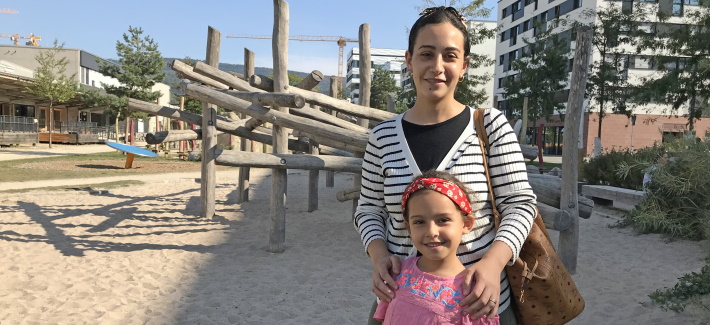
[0,145,708,324]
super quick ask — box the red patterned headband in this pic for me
[401,177,472,215]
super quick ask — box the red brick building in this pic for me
[523,113,710,157]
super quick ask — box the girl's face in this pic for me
[405,22,469,104]
[404,190,473,263]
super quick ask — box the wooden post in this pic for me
[325,76,338,188]
[519,96,529,144]
[308,139,319,212]
[239,48,255,203]
[295,70,324,91]
[270,0,289,253]
[386,93,396,113]
[179,96,186,153]
[353,23,372,217]
[559,26,592,274]
[201,26,220,219]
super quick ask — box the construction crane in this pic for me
[0,8,19,14]
[226,34,357,94]
[0,33,41,46]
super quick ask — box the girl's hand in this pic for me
[371,255,401,302]
[459,241,512,320]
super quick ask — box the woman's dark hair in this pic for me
[402,169,476,222]
[408,7,471,58]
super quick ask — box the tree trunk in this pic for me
[689,92,696,132]
[48,103,53,149]
[114,113,120,143]
[597,101,604,139]
[124,116,131,144]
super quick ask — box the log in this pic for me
[194,61,265,93]
[337,187,361,202]
[289,106,370,133]
[308,138,319,212]
[126,98,310,152]
[214,150,363,172]
[245,117,265,131]
[171,60,228,89]
[145,129,213,144]
[319,145,355,157]
[290,129,364,153]
[537,202,572,231]
[527,173,594,219]
[250,74,395,122]
[201,26,220,220]
[217,90,305,108]
[559,25,592,274]
[249,74,274,92]
[353,23,373,219]
[296,70,324,91]
[180,81,369,152]
[326,76,338,188]
[239,48,256,204]
[271,0,289,254]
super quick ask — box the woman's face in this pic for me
[405,22,468,104]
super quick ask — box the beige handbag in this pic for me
[474,109,584,325]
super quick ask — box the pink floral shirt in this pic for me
[374,257,500,325]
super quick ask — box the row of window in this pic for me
[607,0,699,17]
[500,0,582,46]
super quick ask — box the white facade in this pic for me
[493,0,703,116]
[468,20,498,109]
[345,47,406,103]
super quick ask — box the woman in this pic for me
[354,7,537,325]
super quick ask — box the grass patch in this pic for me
[0,180,145,194]
[526,161,562,172]
[0,151,203,183]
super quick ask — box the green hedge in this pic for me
[582,145,665,190]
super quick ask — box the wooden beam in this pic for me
[193,61,265,93]
[201,26,221,219]
[216,89,305,108]
[214,150,363,172]
[249,74,274,92]
[180,81,369,152]
[250,74,395,122]
[239,47,256,204]
[126,98,310,152]
[171,60,228,89]
[528,173,594,219]
[270,0,289,253]
[559,26,592,274]
[295,70,324,91]
[145,129,210,144]
[289,105,369,133]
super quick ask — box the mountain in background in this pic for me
[162,58,341,103]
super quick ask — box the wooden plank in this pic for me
[353,23,372,219]
[559,26,592,274]
[308,139,319,212]
[201,25,221,220]
[0,132,38,145]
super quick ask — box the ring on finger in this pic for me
[383,280,388,285]
[488,298,497,305]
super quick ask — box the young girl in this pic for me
[373,170,499,325]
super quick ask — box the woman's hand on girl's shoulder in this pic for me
[371,255,401,302]
[459,257,502,320]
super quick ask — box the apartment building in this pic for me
[494,0,709,155]
[345,47,406,103]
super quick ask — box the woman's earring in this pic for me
[459,76,464,82]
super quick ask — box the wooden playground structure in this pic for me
[125,1,593,273]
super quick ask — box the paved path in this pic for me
[0,143,119,162]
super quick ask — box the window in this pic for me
[499,55,504,65]
[84,68,90,85]
[573,0,583,9]
[672,0,683,16]
[514,1,522,11]
[80,67,85,84]
[523,19,531,31]
[684,0,699,5]
[503,7,509,17]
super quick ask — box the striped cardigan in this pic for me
[354,107,537,312]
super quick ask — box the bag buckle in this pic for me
[518,260,538,303]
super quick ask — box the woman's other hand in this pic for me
[459,241,512,320]
[371,255,401,302]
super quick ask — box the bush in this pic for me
[583,145,665,190]
[619,138,710,240]
[649,258,710,313]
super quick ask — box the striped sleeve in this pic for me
[353,124,389,254]
[484,108,537,263]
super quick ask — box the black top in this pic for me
[402,107,470,172]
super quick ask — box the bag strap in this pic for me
[473,109,501,230]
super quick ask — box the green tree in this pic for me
[635,3,710,131]
[85,26,165,142]
[412,0,496,108]
[26,40,78,149]
[501,23,570,122]
[586,4,648,139]
[370,66,399,110]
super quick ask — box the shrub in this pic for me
[649,258,710,313]
[583,145,665,190]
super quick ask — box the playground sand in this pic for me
[0,169,707,324]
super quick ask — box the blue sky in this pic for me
[1,0,497,76]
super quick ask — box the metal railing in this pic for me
[0,115,38,133]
